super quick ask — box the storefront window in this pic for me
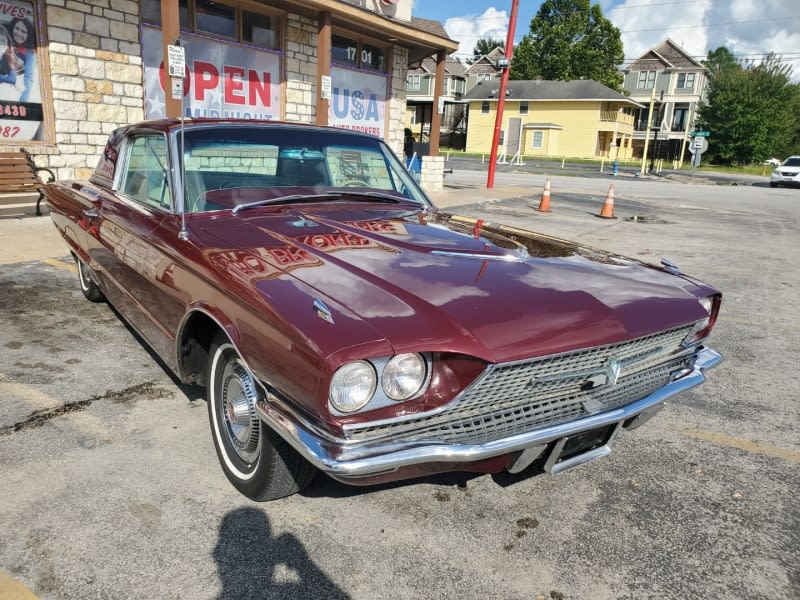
[332,34,386,72]
[196,0,235,38]
[332,35,359,67]
[243,11,276,48]
[0,0,52,144]
[143,1,278,50]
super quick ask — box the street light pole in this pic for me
[487,0,519,189]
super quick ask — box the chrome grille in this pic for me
[345,325,695,445]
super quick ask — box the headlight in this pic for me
[683,294,721,346]
[329,361,376,413]
[382,353,427,401]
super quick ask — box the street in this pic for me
[1,171,798,600]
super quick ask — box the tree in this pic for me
[509,0,624,90]
[697,53,800,164]
[471,38,504,64]
[704,46,740,75]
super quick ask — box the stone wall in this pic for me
[25,0,144,180]
[17,2,423,184]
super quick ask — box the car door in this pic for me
[86,133,182,362]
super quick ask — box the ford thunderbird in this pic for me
[46,119,722,501]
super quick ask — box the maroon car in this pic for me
[46,119,722,501]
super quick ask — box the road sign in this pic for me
[691,130,710,137]
[688,137,709,155]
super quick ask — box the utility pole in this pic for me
[639,86,656,176]
[487,0,519,189]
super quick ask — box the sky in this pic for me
[411,0,800,77]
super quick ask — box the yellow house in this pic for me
[464,80,642,160]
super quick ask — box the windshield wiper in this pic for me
[327,190,419,204]
[232,190,418,215]
[232,193,333,215]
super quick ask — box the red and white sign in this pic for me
[142,27,282,120]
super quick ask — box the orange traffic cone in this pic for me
[536,177,552,213]
[597,184,617,219]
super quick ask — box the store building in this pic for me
[2,0,456,189]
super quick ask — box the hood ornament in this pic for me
[661,258,681,275]
[313,298,334,324]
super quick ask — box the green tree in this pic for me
[471,38,504,64]
[697,54,799,164]
[509,0,624,90]
[704,46,740,75]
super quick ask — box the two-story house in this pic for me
[463,80,641,159]
[622,39,709,162]
[405,55,467,148]
[464,47,504,93]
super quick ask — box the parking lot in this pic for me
[1,173,798,600]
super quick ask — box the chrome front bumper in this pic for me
[255,347,722,480]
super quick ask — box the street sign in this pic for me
[688,137,709,155]
[691,130,710,137]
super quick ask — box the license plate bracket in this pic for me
[544,422,622,475]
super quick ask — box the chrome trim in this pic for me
[430,249,527,262]
[254,347,722,479]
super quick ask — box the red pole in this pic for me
[487,0,520,189]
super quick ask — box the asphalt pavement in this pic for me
[1,172,798,600]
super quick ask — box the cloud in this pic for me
[443,8,509,60]
[609,0,800,79]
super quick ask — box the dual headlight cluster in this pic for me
[329,353,429,414]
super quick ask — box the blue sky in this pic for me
[411,1,800,76]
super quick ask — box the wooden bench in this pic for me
[0,149,56,216]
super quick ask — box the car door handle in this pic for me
[82,207,99,218]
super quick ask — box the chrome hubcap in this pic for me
[220,359,261,463]
[78,260,91,289]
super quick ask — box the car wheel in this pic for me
[770,182,778,188]
[206,333,315,501]
[75,256,105,302]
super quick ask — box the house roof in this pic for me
[464,48,505,74]
[625,38,706,72]
[463,80,640,106]
[409,55,467,76]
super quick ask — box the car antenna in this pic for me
[176,36,189,241]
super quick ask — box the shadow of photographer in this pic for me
[213,507,350,600]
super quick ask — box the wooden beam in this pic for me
[316,11,332,126]
[429,49,446,157]
[161,0,181,119]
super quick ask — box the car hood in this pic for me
[198,205,710,363]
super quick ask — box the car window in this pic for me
[783,157,800,167]
[122,136,171,210]
[181,126,431,212]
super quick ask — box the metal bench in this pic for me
[0,149,56,216]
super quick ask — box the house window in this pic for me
[478,73,493,83]
[637,71,657,89]
[407,75,421,91]
[499,130,505,146]
[519,101,529,115]
[677,73,695,89]
[532,131,543,148]
[142,0,281,50]
[672,106,689,131]
[481,101,490,113]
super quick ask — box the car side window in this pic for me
[122,136,171,210]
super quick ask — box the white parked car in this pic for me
[763,158,781,167]
[770,156,800,187]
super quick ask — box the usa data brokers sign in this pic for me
[329,64,389,139]
[142,27,281,120]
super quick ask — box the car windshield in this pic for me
[783,157,800,167]
[178,125,430,213]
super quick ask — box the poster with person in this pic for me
[0,0,43,142]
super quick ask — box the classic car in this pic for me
[46,119,722,501]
